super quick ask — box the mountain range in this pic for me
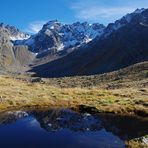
[0,8,148,77]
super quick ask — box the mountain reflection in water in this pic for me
[0,108,147,148]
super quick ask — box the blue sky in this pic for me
[0,0,148,34]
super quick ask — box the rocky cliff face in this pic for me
[0,25,34,72]
[0,27,16,70]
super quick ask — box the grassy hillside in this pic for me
[0,62,147,116]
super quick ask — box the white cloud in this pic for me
[25,21,47,34]
[76,7,134,20]
[70,0,147,24]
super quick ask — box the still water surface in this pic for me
[0,108,147,148]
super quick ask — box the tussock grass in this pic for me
[0,75,147,116]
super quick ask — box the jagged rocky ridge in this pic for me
[0,23,29,41]
[16,20,105,53]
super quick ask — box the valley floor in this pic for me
[0,74,147,116]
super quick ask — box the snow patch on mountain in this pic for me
[10,34,30,41]
[57,43,64,51]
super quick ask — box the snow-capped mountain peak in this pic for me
[0,23,30,41]
[19,21,105,53]
[42,20,62,31]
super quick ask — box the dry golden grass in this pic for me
[126,141,147,148]
[0,75,148,116]
[126,135,148,148]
